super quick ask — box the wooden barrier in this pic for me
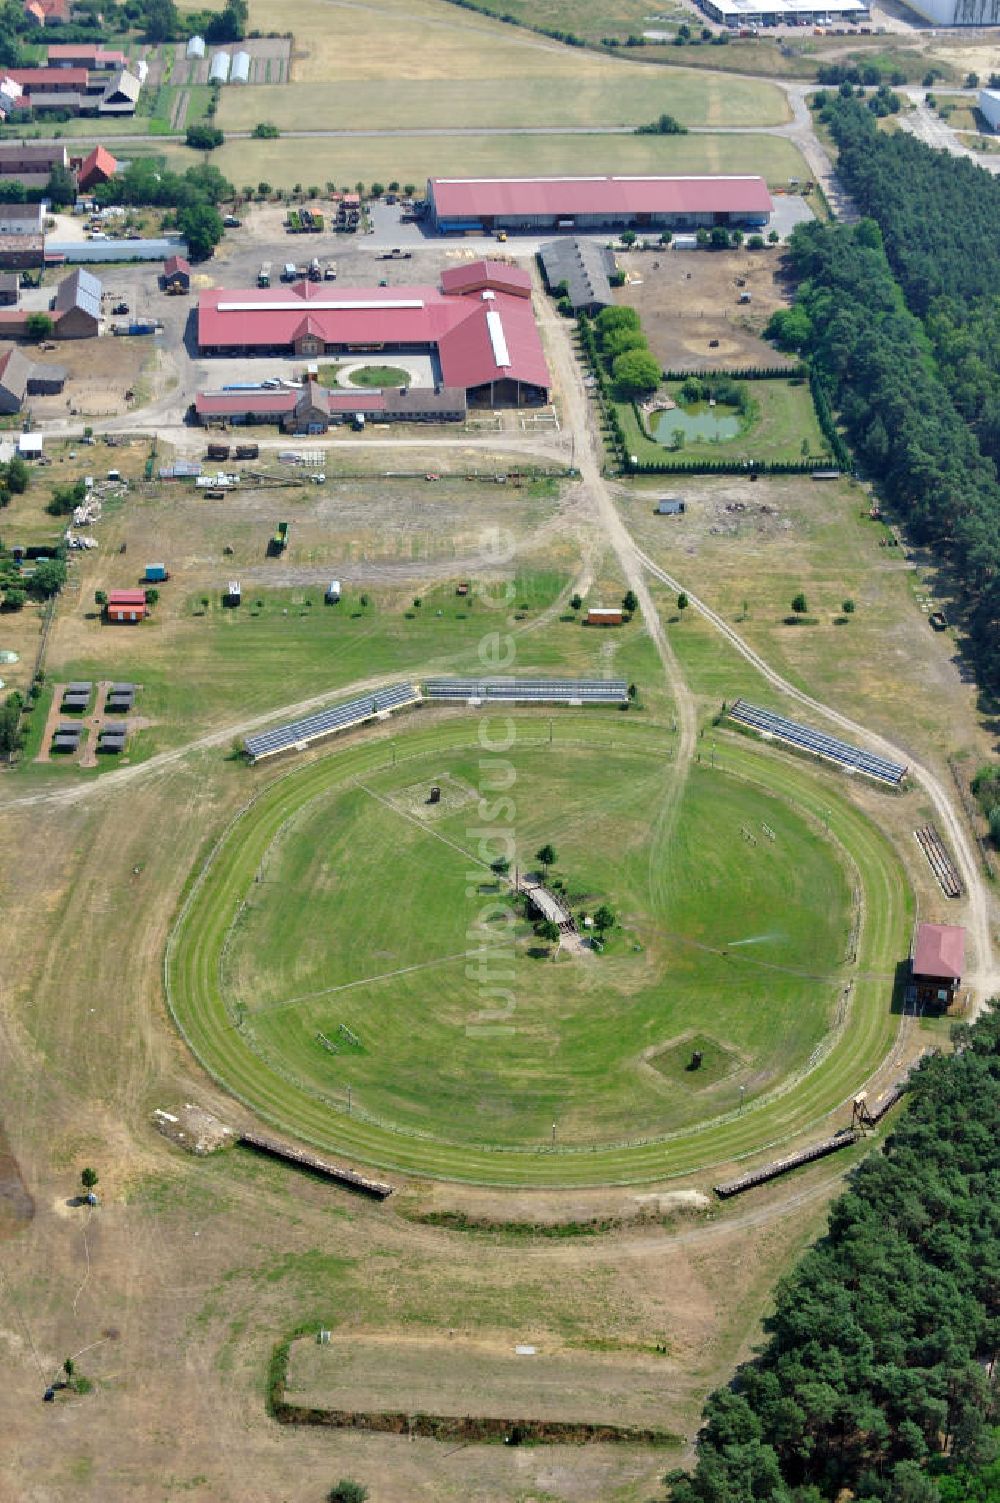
[239,1131,393,1200]
[714,1080,909,1199]
[714,1132,860,1198]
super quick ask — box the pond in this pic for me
[650,402,742,446]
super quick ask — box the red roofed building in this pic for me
[197,273,550,407]
[195,381,467,432]
[23,0,70,23]
[911,922,966,1007]
[106,589,148,624]
[426,175,773,234]
[162,253,190,292]
[439,259,532,299]
[4,66,88,94]
[46,43,127,68]
[76,144,117,191]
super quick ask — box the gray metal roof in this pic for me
[539,237,616,310]
[54,266,102,320]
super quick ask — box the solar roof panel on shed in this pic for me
[727,700,906,786]
[244,683,419,762]
[423,677,628,704]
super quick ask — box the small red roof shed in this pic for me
[107,588,147,623]
[913,922,965,981]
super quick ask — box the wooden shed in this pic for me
[586,606,623,627]
[911,922,965,1008]
[106,588,147,623]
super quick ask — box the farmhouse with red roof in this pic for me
[196,260,550,409]
[425,175,773,234]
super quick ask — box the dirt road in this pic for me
[633,544,999,1015]
[534,277,698,830]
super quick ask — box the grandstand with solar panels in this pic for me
[422,678,629,704]
[244,684,420,763]
[727,699,907,786]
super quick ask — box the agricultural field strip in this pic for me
[166,717,908,1186]
[728,699,907,786]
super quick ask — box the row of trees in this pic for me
[91,158,232,259]
[767,214,1000,689]
[673,1004,1000,1503]
[590,305,662,398]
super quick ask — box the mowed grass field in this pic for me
[186,132,809,195]
[226,739,849,1146]
[219,0,788,125]
[168,715,910,1183]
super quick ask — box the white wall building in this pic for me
[899,0,1000,21]
[979,88,1000,127]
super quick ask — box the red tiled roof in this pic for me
[5,66,88,87]
[429,175,773,219]
[47,44,126,63]
[163,253,190,277]
[194,388,390,417]
[439,259,532,298]
[78,144,118,186]
[197,280,550,393]
[196,390,298,416]
[913,923,965,980]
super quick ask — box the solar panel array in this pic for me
[728,699,907,786]
[244,683,419,762]
[423,677,628,704]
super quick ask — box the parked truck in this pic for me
[257,262,272,287]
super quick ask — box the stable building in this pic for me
[0,346,31,412]
[539,237,617,313]
[910,922,965,1008]
[0,141,68,188]
[196,261,550,407]
[52,267,101,337]
[426,175,773,235]
[195,380,468,432]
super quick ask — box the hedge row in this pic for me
[808,368,852,470]
[624,456,831,476]
[660,366,806,381]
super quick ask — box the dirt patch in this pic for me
[152,1102,235,1155]
[0,1120,33,1239]
[616,249,798,373]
